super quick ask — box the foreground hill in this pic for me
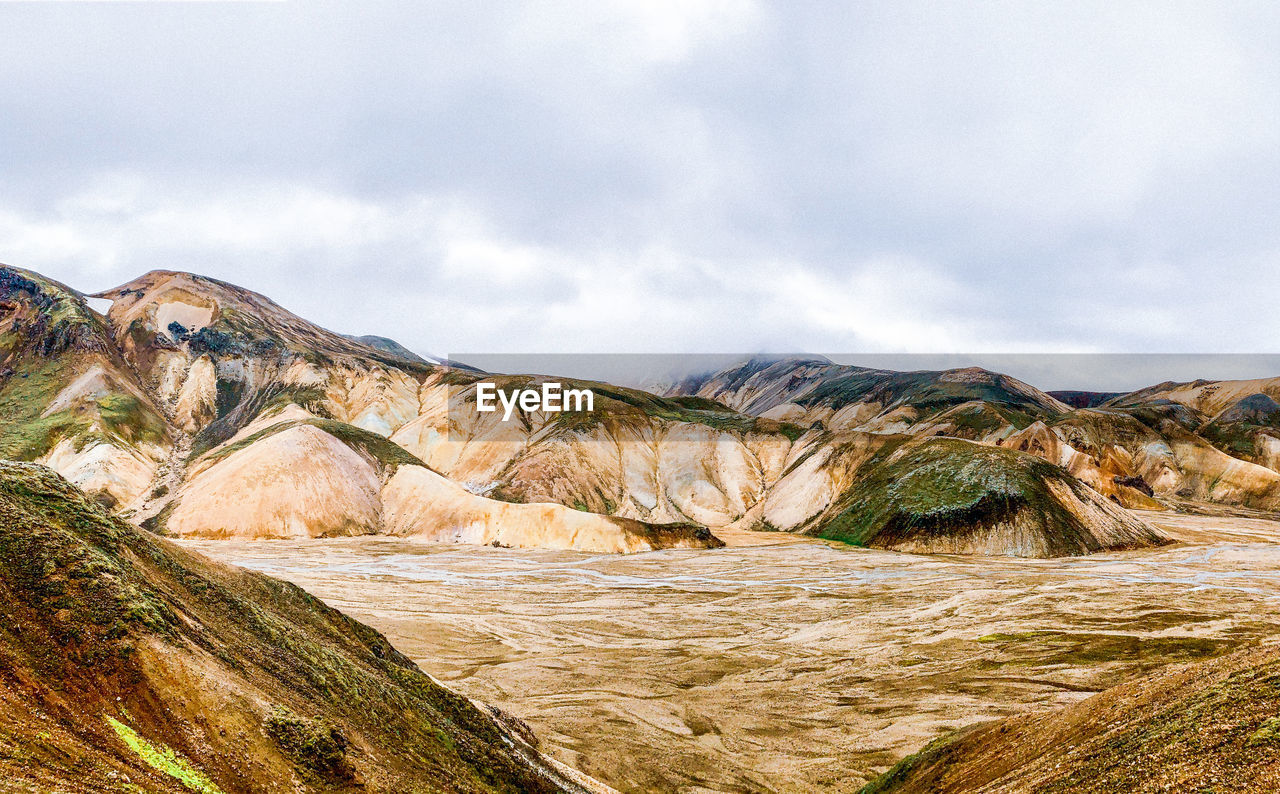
[0,460,605,792]
[862,640,1280,793]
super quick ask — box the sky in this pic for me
[3,1,1280,376]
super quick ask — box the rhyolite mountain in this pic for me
[15,260,1274,557]
[416,369,1165,556]
[0,265,720,553]
[0,460,609,793]
[665,356,1280,515]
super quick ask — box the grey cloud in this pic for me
[2,0,1280,381]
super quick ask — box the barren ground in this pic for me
[184,513,1280,793]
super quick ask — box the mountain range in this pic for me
[7,263,1280,558]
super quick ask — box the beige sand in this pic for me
[185,512,1280,793]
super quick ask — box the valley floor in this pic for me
[184,514,1280,793]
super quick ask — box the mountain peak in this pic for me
[95,269,430,372]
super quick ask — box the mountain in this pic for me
[387,369,1164,556]
[0,460,607,792]
[861,640,1280,793]
[1048,390,1125,409]
[771,435,1168,556]
[342,333,430,364]
[0,267,171,509]
[28,262,1280,557]
[1,265,719,553]
[666,357,1070,427]
[666,357,1280,515]
[1110,379,1280,475]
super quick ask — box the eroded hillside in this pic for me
[0,460,606,793]
[0,265,719,553]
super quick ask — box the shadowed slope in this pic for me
[0,460,605,793]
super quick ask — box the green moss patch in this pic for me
[264,707,354,782]
[1248,716,1280,747]
[107,717,224,794]
[0,354,168,461]
[197,417,425,473]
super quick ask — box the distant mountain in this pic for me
[665,357,1070,435]
[664,356,1280,515]
[343,333,432,364]
[0,460,603,792]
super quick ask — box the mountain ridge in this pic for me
[19,262,1280,556]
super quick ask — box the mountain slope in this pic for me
[799,436,1168,556]
[0,460,606,793]
[342,333,431,364]
[862,640,1280,793]
[0,266,171,510]
[0,264,1201,555]
[714,431,1167,556]
[390,369,808,527]
[158,408,719,552]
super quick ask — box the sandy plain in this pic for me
[185,513,1280,793]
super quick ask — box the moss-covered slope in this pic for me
[861,641,1280,793]
[0,266,168,460]
[0,460,598,792]
[809,438,1168,557]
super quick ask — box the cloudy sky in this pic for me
[2,1,1279,368]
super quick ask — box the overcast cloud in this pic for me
[2,1,1280,370]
